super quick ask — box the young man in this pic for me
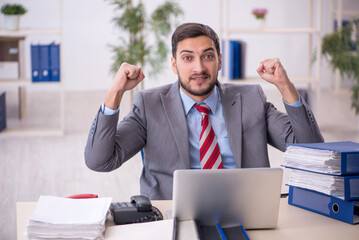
[85,23,323,200]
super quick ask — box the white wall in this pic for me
[0,0,358,91]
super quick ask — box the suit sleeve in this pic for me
[259,86,324,151]
[84,93,147,172]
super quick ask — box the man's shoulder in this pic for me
[133,82,179,105]
[219,82,262,95]
[139,82,177,96]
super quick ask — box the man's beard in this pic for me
[178,72,217,97]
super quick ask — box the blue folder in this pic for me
[222,40,244,80]
[286,172,359,201]
[234,41,243,79]
[0,92,6,132]
[228,41,235,80]
[232,41,239,79]
[39,45,50,82]
[49,44,60,82]
[30,45,40,82]
[288,186,359,224]
[285,141,359,175]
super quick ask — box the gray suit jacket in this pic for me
[85,81,323,200]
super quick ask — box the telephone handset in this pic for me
[110,195,163,225]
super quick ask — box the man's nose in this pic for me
[193,58,206,73]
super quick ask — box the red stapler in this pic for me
[67,194,98,199]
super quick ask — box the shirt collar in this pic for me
[180,85,220,115]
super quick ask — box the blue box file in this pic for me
[222,40,244,80]
[286,172,359,201]
[49,44,60,82]
[285,141,359,175]
[0,92,6,132]
[31,45,40,82]
[288,186,359,225]
[39,45,50,82]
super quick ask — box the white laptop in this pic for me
[172,168,283,229]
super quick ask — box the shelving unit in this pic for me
[0,1,64,136]
[219,0,323,112]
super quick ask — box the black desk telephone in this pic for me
[110,195,163,225]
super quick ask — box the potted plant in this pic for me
[108,0,183,91]
[252,8,267,28]
[1,3,27,31]
[321,19,359,113]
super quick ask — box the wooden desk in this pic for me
[17,199,359,240]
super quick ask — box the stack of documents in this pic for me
[287,169,345,198]
[105,219,175,240]
[283,145,341,174]
[25,196,112,240]
[282,141,359,224]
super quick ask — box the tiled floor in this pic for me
[1,87,359,239]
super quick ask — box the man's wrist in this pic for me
[283,97,302,107]
[101,102,120,115]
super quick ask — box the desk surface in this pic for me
[17,198,359,240]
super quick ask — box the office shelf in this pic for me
[227,28,321,34]
[0,127,63,137]
[0,29,61,37]
[0,0,64,136]
[0,79,62,87]
[219,0,323,112]
[224,76,318,85]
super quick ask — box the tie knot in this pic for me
[194,103,210,115]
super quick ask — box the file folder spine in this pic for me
[49,44,60,82]
[0,92,6,132]
[288,186,359,224]
[39,45,50,82]
[284,141,359,175]
[341,152,359,175]
[31,45,40,82]
[235,41,243,79]
[284,167,359,201]
[345,176,359,201]
[228,41,234,80]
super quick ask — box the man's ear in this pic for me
[218,53,222,71]
[171,57,178,74]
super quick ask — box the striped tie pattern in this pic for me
[194,103,223,169]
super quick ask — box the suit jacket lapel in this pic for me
[218,82,243,168]
[160,82,191,169]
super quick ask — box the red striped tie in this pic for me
[194,103,223,169]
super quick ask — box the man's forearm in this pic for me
[277,81,299,104]
[104,88,125,110]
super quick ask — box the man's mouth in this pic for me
[190,74,210,81]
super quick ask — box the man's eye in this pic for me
[183,56,192,61]
[204,55,214,59]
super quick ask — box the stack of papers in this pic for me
[106,219,175,240]
[283,145,341,174]
[25,196,112,240]
[287,169,344,198]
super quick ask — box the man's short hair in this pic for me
[171,23,221,58]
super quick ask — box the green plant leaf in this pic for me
[108,0,183,77]
[321,19,359,113]
[1,3,27,15]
